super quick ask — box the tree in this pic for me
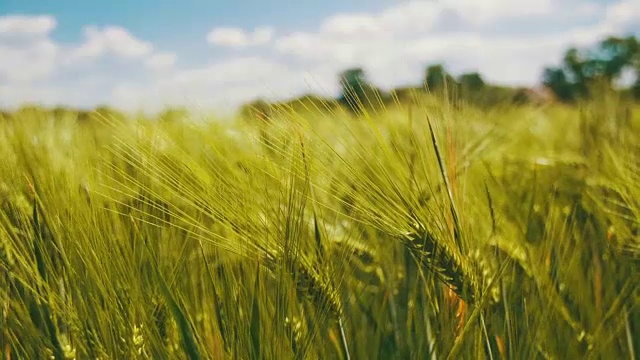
[338,67,382,114]
[542,68,576,102]
[458,72,485,92]
[543,35,640,102]
[563,48,591,98]
[424,64,456,93]
[597,36,639,81]
[633,76,640,100]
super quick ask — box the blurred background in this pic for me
[1,0,639,116]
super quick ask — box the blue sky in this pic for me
[2,0,390,44]
[1,0,638,113]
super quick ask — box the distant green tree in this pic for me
[563,47,593,98]
[543,68,576,102]
[633,77,640,100]
[424,64,456,93]
[457,72,485,102]
[458,72,485,92]
[543,35,640,102]
[338,67,383,114]
[596,36,639,81]
[599,36,640,100]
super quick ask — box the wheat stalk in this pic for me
[260,249,343,319]
[402,223,481,305]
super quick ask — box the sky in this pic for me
[1,0,639,114]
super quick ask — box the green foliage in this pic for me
[458,72,486,93]
[544,36,640,102]
[634,79,640,100]
[338,67,385,115]
[543,68,575,102]
[424,64,456,93]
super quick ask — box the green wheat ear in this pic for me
[403,223,480,304]
[261,250,343,320]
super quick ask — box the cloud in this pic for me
[107,55,357,117]
[207,26,274,47]
[0,15,58,84]
[316,0,554,38]
[146,52,177,71]
[274,0,633,87]
[67,26,153,61]
[109,56,311,113]
[0,40,58,83]
[0,15,57,36]
[606,0,640,28]
[172,56,292,85]
[441,0,554,25]
[0,15,175,108]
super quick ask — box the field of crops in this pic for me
[1,95,639,359]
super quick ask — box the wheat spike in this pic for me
[403,223,481,305]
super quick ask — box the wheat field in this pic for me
[0,93,639,359]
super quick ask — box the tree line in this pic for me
[2,35,638,121]
[543,35,639,102]
[333,35,640,114]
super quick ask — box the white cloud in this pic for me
[442,0,554,25]
[575,2,603,17]
[107,55,335,114]
[0,15,58,83]
[0,15,174,108]
[154,57,305,106]
[318,3,442,37]
[207,26,274,47]
[321,13,388,35]
[316,0,553,38]
[146,52,177,71]
[0,15,57,36]
[0,40,58,83]
[605,0,640,28]
[207,28,245,47]
[252,27,275,44]
[172,56,292,85]
[68,26,153,61]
